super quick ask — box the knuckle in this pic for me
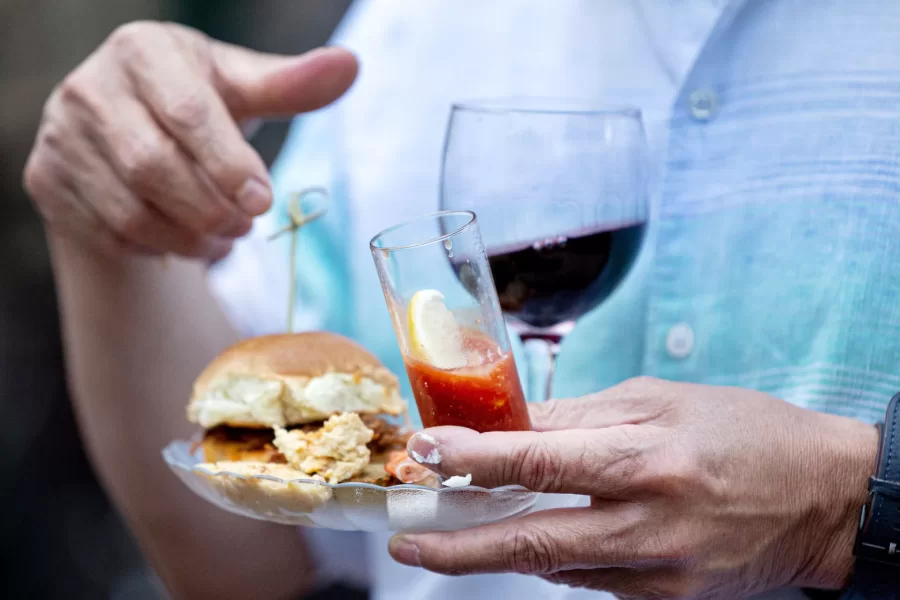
[502,526,561,575]
[56,72,109,124]
[22,155,50,199]
[591,431,646,493]
[56,77,80,106]
[55,71,109,127]
[35,90,72,149]
[107,21,159,51]
[119,138,172,191]
[619,375,662,394]
[163,92,209,131]
[535,399,566,424]
[57,72,92,108]
[106,21,174,82]
[509,441,563,493]
[109,204,149,239]
[36,119,66,151]
[642,444,701,497]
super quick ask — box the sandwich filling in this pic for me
[189,372,406,429]
[273,413,373,484]
[199,413,416,486]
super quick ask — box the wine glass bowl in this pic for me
[440,98,650,398]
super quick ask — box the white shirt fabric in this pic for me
[210,1,810,598]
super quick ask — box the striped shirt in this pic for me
[211,0,900,597]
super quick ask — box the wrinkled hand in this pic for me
[391,377,878,599]
[24,21,357,259]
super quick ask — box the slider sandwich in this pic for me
[188,332,435,514]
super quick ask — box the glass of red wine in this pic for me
[440,98,649,401]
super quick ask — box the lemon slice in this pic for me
[407,289,466,369]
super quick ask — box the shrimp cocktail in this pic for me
[371,211,531,433]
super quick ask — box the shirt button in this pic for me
[666,323,695,359]
[689,88,719,121]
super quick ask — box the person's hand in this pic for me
[23,21,357,260]
[390,377,878,599]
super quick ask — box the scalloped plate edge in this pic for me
[162,439,532,494]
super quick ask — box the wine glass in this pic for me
[440,97,649,401]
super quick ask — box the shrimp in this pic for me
[385,449,438,485]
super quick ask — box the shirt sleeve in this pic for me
[207,211,295,337]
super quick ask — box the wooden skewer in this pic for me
[267,187,329,333]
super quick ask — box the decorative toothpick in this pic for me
[267,187,329,333]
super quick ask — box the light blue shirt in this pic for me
[211,0,900,597]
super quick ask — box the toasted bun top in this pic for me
[195,332,398,393]
[188,332,405,429]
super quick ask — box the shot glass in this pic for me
[370,210,531,432]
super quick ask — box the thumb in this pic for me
[209,44,359,119]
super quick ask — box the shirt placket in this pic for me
[641,0,749,380]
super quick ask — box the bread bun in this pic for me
[194,333,399,393]
[187,333,406,429]
[197,461,333,517]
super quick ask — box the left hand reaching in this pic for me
[390,377,878,599]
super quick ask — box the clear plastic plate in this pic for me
[162,440,539,532]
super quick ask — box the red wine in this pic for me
[482,223,646,329]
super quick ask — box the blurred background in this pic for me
[1,1,356,598]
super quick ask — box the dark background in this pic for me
[0,1,359,597]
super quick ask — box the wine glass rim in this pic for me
[451,96,642,118]
[369,210,477,252]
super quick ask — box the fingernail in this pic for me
[408,432,442,465]
[236,178,272,215]
[389,536,421,567]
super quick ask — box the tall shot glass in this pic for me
[370,210,531,432]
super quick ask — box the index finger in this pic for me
[407,426,646,496]
[120,32,272,215]
[529,378,680,432]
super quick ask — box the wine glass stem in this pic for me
[543,338,562,402]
